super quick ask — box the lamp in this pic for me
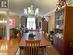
[24,5,39,16]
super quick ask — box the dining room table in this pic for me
[20,31,52,55]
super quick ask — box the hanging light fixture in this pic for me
[24,5,39,16]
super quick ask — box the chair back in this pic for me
[25,40,40,55]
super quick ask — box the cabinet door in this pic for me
[54,8,64,55]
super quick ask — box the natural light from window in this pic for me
[27,17,36,30]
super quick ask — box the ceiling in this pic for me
[9,0,58,16]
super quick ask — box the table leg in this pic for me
[42,47,45,55]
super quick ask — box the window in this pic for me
[27,17,36,30]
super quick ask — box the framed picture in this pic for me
[0,0,8,8]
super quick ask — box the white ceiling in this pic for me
[9,0,58,16]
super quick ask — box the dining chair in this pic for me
[24,40,40,55]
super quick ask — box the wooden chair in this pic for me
[25,40,40,55]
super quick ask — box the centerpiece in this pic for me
[29,33,35,39]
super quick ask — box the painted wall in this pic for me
[48,12,55,33]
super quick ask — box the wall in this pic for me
[48,12,55,33]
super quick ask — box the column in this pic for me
[6,10,10,40]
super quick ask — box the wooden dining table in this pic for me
[20,31,52,55]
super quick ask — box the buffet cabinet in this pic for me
[54,5,73,55]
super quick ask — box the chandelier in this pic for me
[24,5,39,16]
